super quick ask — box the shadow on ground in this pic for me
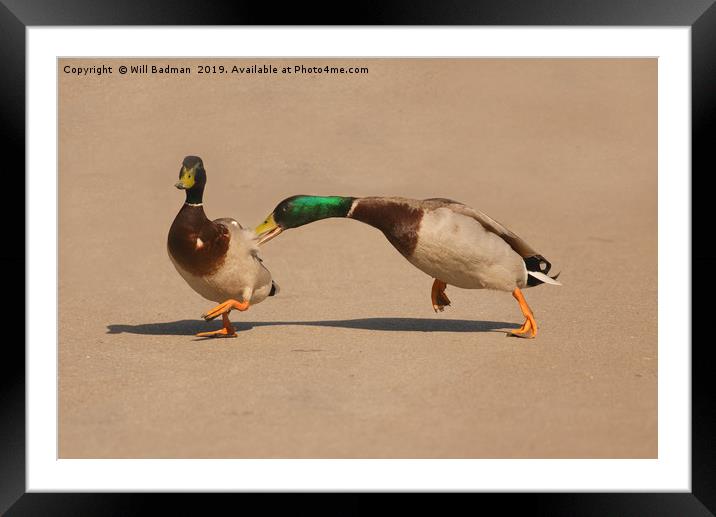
[107,318,519,336]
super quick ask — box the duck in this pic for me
[167,156,279,338]
[254,195,559,338]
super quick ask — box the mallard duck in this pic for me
[167,156,279,338]
[255,195,559,338]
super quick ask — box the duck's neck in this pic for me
[287,196,356,226]
[184,185,204,205]
[348,196,421,232]
[290,196,422,256]
[344,197,423,257]
[173,188,209,231]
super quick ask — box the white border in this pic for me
[27,27,690,491]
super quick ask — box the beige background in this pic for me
[59,58,657,458]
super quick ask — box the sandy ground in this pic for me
[58,58,657,458]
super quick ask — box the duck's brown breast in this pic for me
[167,204,229,277]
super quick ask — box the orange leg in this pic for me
[431,279,451,312]
[196,313,238,338]
[201,298,250,321]
[510,287,538,339]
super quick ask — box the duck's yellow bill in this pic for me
[255,213,282,245]
[175,166,196,189]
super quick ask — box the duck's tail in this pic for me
[524,255,562,286]
[269,281,280,296]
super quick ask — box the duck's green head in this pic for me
[255,195,355,245]
[175,156,207,203]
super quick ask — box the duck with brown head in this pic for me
[167,156,279,338]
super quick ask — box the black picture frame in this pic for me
[3,1,712,515]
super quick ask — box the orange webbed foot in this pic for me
[196,308,243,339]
[196,327,238,338]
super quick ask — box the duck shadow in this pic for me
[106,318,520,337]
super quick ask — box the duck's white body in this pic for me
[408,207,528,291]
[346,196,554,292]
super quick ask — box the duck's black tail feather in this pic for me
[269,281,280,296]
[524,255,562,286]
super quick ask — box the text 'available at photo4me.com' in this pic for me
[62,62,371,77]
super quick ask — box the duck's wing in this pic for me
[422,198,557,284]
[422,198,538,258]
[213,217,264,262]
[213,217,244,230]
